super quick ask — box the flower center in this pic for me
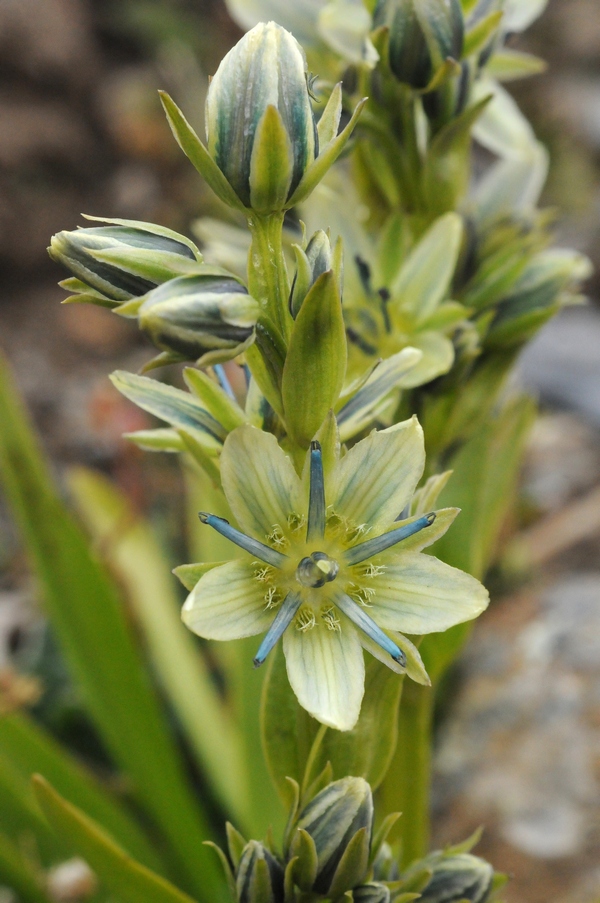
[295,552,339,588]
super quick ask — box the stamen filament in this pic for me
[333,591,406,666]
[307,440,326,541]
[198,512,288,568]
[343,513,435,566]
[253,592,302,667]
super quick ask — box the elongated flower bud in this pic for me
[293,776,373,896]
[289,230,342,317]
[49,218,202,308]
[236,841,284,903]
[132,274,260,366]
[206,21,317,213]
[419,853,493,902]
[374,0,464,89]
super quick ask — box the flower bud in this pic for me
[49,218,202,308]
[236,841,284,903]
[289,230,342,318]
[205,22,317,214]
[133,274,260,367]
[293,776,373,896]
[374,0,464,90]
[354,882,391,903]
[418,853,493,903]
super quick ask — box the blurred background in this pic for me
[0,1,599,900]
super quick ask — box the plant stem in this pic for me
[247,212,292,342]
[378,680,433,866]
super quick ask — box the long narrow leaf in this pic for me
[34,777,197,903]
[0,831,54,903]
[67,466,248,827]
[0,353,223,901]
[0,712,161,872]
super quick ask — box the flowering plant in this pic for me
[0,2,589,902]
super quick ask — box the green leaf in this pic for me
[260,645,321,802]
[312,660,404,791]
[110,370,227,450]
[0,831,53,903]
[159,92,246,212]
[282,271,347,447]
[67,466,249,828]
[0,749,61,863]
[0,353,223,901]
[33,777,198,903]
[183,367,247,432]
[390,213,463,321]
[0,712,161,871]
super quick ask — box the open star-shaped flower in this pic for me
[182,416,488,730]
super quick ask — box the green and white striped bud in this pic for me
[206,22,317,214]
[49,217,203,308]
[126,274,260,367]
[292,776,373,897]
[418,853,493,903]
[353,882,391,903]
[374,0,464,90]
[236,841,284,903]
[289,230,343,318]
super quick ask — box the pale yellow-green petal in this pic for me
[395,331,454,389]
[221,425,302,539]
[283,621,365,731]
[331,417,425,528]
[182,560,271,640]
[369,552,489,635]
[358,629,430,685]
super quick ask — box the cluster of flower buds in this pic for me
[50,218,260,369]
[211,776,500,903]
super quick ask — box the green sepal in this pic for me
[282,271,346,447]
[89,247,204,285]
[289,828,319,891]
[61,291,117,308]
[317,82,343,148]
[140,351,187,373]
[172,561,227,592]
[226,822,248,869]
[444,826,483,856]
[284,857,298,902]
[419,301,471,330]
[419,56,462,94]
[487,48,547,82]
[290,244,313,318]
[113,296,146,317]
[462,10,503,58]
[159,91,247,212]
[124,428,185,452]
[33,777,198,903]
[249,105,294,214]
[369,812,401,867]
[246,328,286,418]
[183,367,247,432]
[327,826,370,899]
[287,98,368,207]
[422,95,492,214]
[248,856,276,903]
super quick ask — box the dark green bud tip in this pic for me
[49,218,202,307]
[353,882,391,903]
[236,841,284,903]
[374,0,464,89]
[206,21,317,213]
[294,776,373,895]
[419,853,494,903]
[137,273,260,366]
